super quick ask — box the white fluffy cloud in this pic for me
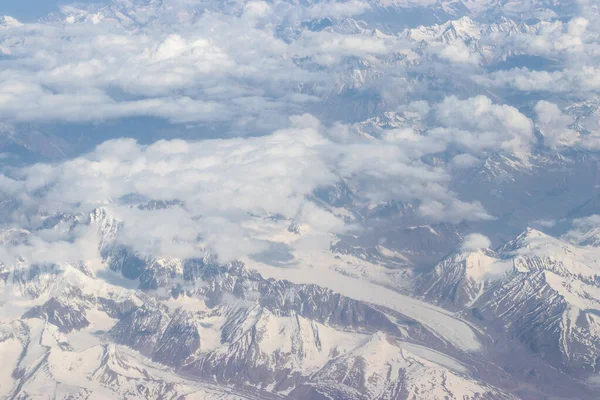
[0,0,596,136]
[419,200,493,223]
[563,215,600,247]
[474,67,600,93]
[0,0,402,128]
[534,100,600,150]
[0,0,597,267]
[0,113,497,262]
[432,96,535,154]
[306,0,371,19]
[438,40,481,65]
[534,101,580,148]
[18,116,334,214]
[461,233,492,251]
[497,17,595,56]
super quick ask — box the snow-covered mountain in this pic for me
[291,332,515,399]
[418,228,600,374]
[1,200,598,398]
[0,208,521,399]
[0,0,599,398]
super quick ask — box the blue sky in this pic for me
[0,0,104,21]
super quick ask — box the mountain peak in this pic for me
[522,226,548,237]
[88,207,108,222]
[451,15,476,29]
[0,16,22,28]
[441,16,480,40]
[498,227,557,253]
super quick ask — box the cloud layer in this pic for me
[0,0,598,265]
[0,111,502,262]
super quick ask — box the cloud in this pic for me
[451,153,481,168]
[461,233,492,251]
[242,1,273,20]
[438,40,481,65]
[562,214,600,246]
[0,3,319,128]
[0,0,400,128]
[292,30,393,66]
[0,117,333,260]
[494,17,595,57]
[534,101,580,148]
[19,117,336,215]
[306,0,371,19]
[0,0,596,267]
[474,67,600,93]
[1,0,594,142]
[0,0,411,132]
[532,101,600,151]
[419,199,493,223]
[0,86,231,123]
[432,96,535,154]
[0,112,499,262]
[534,219,557,228]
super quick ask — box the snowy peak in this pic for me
[419,227,600,307]
[352,111,424,139]
[88,207,122,252]
[405,16,481,43]
[417,247,511,307]
[482,15,532,36]
[471,267,600,374]
[418,227,600,373]
[298,331,513,400]
[495,228,600,279]
[445,248,508,281]
[442,16,480,42]
[473,153,535,183]
[563,98,600,134]
[5,322,240,400]
[0,16,22,29]
[497,227,556,253]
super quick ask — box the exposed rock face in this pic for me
[290,333,516,400]
[3,191,600,399]
[23,297,91,333]
[0,209,518,399]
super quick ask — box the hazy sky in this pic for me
[0,0,104,21]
